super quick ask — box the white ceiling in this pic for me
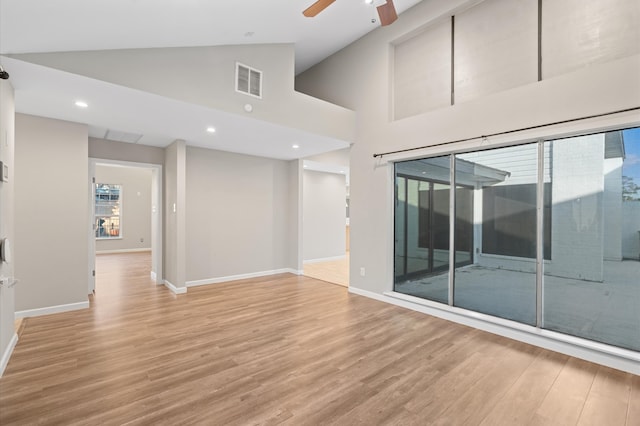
[0,0,422,159]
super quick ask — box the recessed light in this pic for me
[206,127,216,133]
[292,144,300,149]
[303,165,308,168]
[75,101,88,108]
[365,0,373,4]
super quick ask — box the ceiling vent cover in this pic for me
[236,62,262,99]
[103,129,143,144]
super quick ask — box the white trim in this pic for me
[96,248,151,255]
[163,280,187,294]
[150,271,157,283]
[187,268,300,287]
[0,332,18,377]
[348,286,640,375]
[15,301,90,319]
[303,255,347,265]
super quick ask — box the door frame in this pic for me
[88,158,163,293]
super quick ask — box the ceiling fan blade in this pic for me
[303,0,336,17]
[377,0,398,26]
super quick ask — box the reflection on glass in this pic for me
[543,129,640,351]
[394,156,450,304]
[453,147,538,325]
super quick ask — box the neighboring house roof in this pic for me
[605,131,625,159]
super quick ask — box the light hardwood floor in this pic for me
[303,254,349,287]
[1,252,638,425]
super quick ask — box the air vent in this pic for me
[236,62,262,98]
[103,129,143,144]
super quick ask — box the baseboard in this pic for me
[303,255,347,265]
[96,248,151,254]
[348,286,640,375]
[163,280,187,294]
[15,301,90,319]
[187,268,300,288]
[0,332,18,377]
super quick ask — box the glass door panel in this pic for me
[542,129,640,351]
[453,147,538,325]
[394,156,451,304]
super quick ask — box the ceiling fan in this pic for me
[303,0,398,26]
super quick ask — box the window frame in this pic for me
[95,183,122,240]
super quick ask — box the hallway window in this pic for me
[96,183,121,238]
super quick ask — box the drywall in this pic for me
[14,114,89,311]
[303,170,347,261]
[11,44,355,144]
[304,148,350,167]
[295,0,640,297]
[0,76,16,375]
[185,147,294,282]
[163,140,186,290]
[89,137,164,165]
[95,165,152,252]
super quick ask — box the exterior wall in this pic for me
[0,76,16,374]
[622,201,640,260]
[303,170,346,261]
[185,147,294,283]
[14,114,89,311]
[95,165,152,252]
[604,158,623,261]
[546,135,605,282]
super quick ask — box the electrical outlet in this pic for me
[360,267,365,277]
[140,238,144,243]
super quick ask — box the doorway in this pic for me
[88,159,163,294]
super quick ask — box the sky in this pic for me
[623,127,640,183]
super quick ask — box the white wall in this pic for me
[622,201,640,260]
[303,170,346,262]
[163,140,186,290]
[95,165,152,253]
[547,135,605,282]
[89,137,165,165]
[0,76,16,375]
[14,114,89,312]
[11,44,355,144]
[295,0,640,295]
[185,147,295,283]
[604,158,623,261]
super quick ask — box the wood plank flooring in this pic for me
[0,252,637,425]
[303,255,349,287]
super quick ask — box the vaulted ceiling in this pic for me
[0,0,422,159]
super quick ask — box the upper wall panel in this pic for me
[542,0,640,79]
[386,0,640,121]
[394,19,451,120]
[454,0,538,104]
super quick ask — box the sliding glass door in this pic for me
[392,127,640,352]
